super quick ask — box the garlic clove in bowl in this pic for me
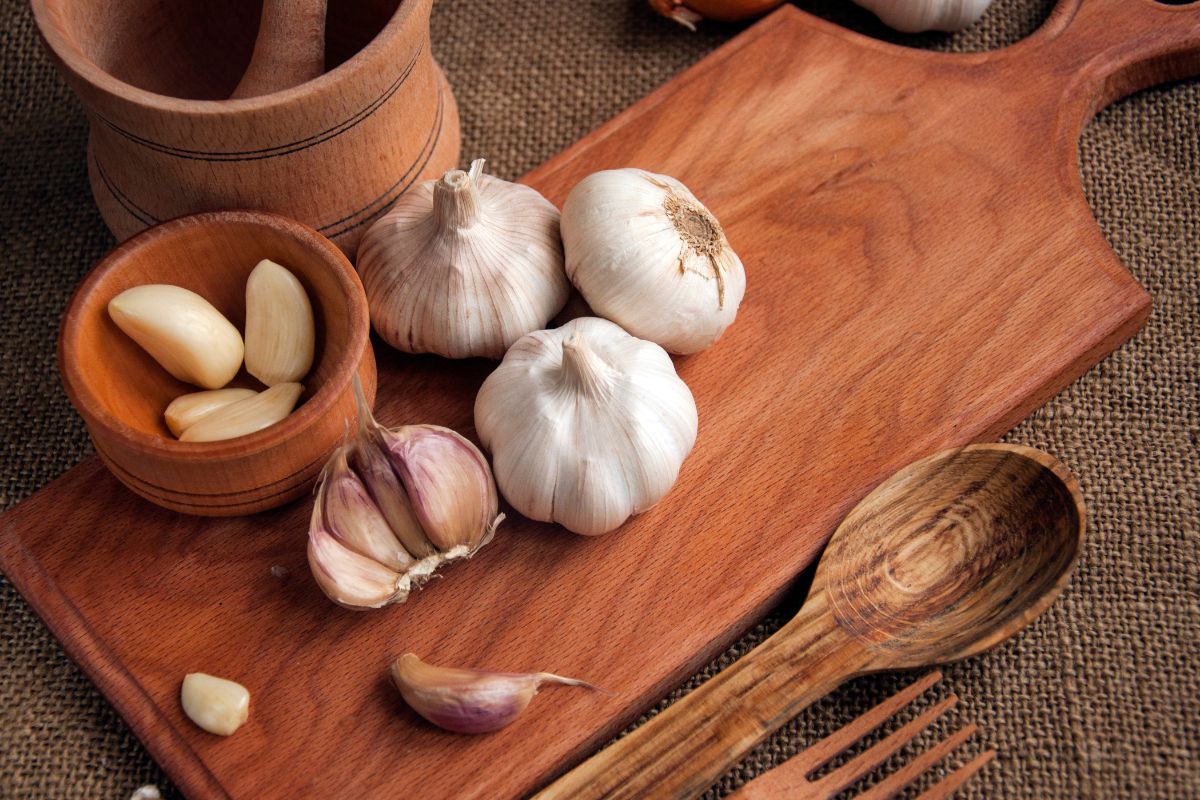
[107,284,244,390]
[474,317,698,536]
[560,169,746,355]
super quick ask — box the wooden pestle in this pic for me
[231,0,329,99]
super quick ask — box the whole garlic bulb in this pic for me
[561,169,746,355]
[854,0,992,32]
[474,317,698,536]
[357,159,569,359]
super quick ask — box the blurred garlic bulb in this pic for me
[854,0,992,32]
[357,159,569,359]
[561,169,746,354]
[475,317,697,536]
[307,379,503,609]
[648,0,785,30]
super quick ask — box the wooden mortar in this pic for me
[31,0,460,257]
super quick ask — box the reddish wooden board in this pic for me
[4,1,1197,797]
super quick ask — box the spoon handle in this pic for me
[535,591,871,800]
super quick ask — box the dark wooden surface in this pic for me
[4,0,1195,795]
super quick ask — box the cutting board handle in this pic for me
[1035,0,1200,111]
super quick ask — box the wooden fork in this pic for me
[727,672,994,799]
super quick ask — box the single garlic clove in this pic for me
[244,259,316,386]
[390,653,599,734]
[351,435,437,558]
[307,521,408,608]
[180,672,250,736]
[347,381,437,558]
[321,448,415,571]
[179,382,302,442]
[164,388,258,437]
[381,425,500,552]
[108,284,244,389]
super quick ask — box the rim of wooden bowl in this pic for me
[29,0,419,114]
[58,210,371,462]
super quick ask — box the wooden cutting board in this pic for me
[3,0,1196,797]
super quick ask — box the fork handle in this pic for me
[534,590,873,800]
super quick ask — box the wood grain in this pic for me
[231,0,329,99]
[56,211,377,515]
[3,0,1194,796]
[537,444,1083,799]
[30,0,459,256]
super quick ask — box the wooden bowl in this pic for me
[30,0,460,257]
[58,211,377,516]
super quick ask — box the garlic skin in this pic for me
[561,169,745,355]
[475,317,698,536]
[244,258,315,386]
[390,653,598,734]
[358,159,569,359]
[178,382,302,442]
[180,672,249,736]
[307,378,503,610]
[854,0,992,32]
[108,284,244,389]
[649,0,784,29]
[164,388,257,437]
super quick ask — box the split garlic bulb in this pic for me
[854,0,992,32]
[560,169,746,355]
[475,317,697,536]
[307,379,503,609]
[357,159,569,359]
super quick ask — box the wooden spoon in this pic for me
[231,0,328,99]
[536,443,1084,799]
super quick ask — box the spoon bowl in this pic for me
[821,444,1084,668]
[538,443,1085,800]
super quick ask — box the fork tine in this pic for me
[913,748,996,800]
[815,694,958,796]
[852,722,979,800]
[788,671,943,776]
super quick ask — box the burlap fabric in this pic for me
[1,0,1196,797]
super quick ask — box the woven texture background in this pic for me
[1,0,1197,797]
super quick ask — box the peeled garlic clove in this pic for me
[164,388,257,437]
[180,672,250,736]
[380,425,500,552]
[853,0,992,32]
[321,448,414,571]
[358,159,570,359]
[390,653,598,734]
[108,284,244,389]
[179,382,302,442]
[308,521,408,608]
[561,169,746,355]
[244,259,315,386]
[475,317,698,536]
